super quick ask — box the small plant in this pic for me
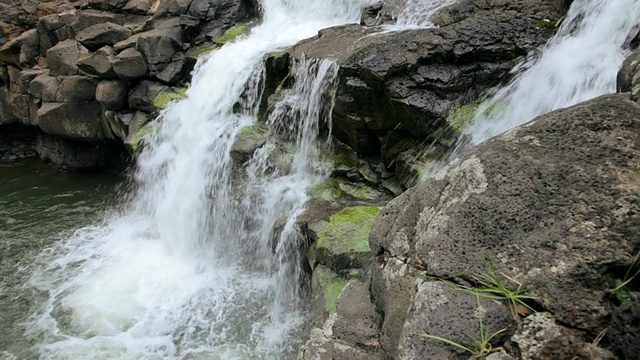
[421,295,507,359]
[612,250,639,304]
[460,258,538,318]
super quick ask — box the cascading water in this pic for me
[469,0,640,144]
[395,0,455,28]
[19,1,362,359]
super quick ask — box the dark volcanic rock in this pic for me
[369,94,640,355]
[36,132,123,170]
[46,39,88,76]
[56,75,98,103]
[96,79,128,110]
[77,46,118,78]
[112,47,148,80]
[76,22,133,51]
[0,28,39,67]
[37,101,105,141]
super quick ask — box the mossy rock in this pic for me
[315,206,380,271]
[229,124,267,164]
[186,44,218,57]
[124,122,154,154]
[215,24,250,44]
[447,100,509,132]
[152,86,188,109]
[312,265,348,315]
[307,178,387,202]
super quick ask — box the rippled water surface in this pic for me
[0,159,122,358]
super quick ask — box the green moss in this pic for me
[317,206,381,255]
[237,125,258,136]
[215,24,250,43]
[315,266,348,313]
[124,122,154,153]
[535,19,557,29]
[308,178,343,201]
[264,47,291,60]
[186,44,218,57]
[153,86,188,109]
[447,101,480,132]
[349,183,379,200]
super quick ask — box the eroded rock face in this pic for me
[369,94,640,355]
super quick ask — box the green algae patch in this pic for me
[186,44,218,57]
[153,86,188,109]
[215,24,250,43]
[314,265,348,313]
[447,101,480,132]
[308,178,343,201]
[124,122,154,153]
[314,206,381,270]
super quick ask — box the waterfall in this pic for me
[469,0,640,144]
[396,0,455,28]
[21,1,362,359]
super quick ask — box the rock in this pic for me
[0,28,39,67]
[46,39,88,76]
[36,132,122,170]
[154,0,192,16]
[360,0,405,26]
[128,80,168,113]
[290,1,562,162]
[311,206,380,271]
[608,294,640,359]
[369,94,640,357]
[135,26,183,70]
[70,10,125,35]
[191,0,258,31]
[124,120,153,153]
[112,47,148,80]
[298,320,384,360]
[230,124,267,164]
[76,22,133,51]
[0,0,74,29]
[8,92,38,125]
[37,101,105,141]
[332,279,381,347]
[397,280,513,359]
[0,86,16,125]
[85,1,128,14]
[510,312,599,360]
[124,0,153,13]
[56,75,98,103]
[312,266,348,324]
[96,80,128,110]
[10,68,42,94]
[618,49,640,102]
[153,52,187,84]
[36,14,71,56]
[77,46,117,78]
[28,72,59,102]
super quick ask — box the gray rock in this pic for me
[618,49,640,102]
[46,39,88,76]
[369,93,640,350]
[397,280,513,359]
[56,76,98,103]
[360,0,406,26]
[77,46,117,78]
[128,80,167,113]
[135,26,183,68]
[152,52,186,84]
[36,132,120,170]
[10,68,43,94]
[608,294,640,360]
[230,124,267,164]
[0,28,39,67]
[96,79,128,110]
[76,22,133,51]
[0,86,16,125]
[128,110,152,135]
[112,47,148,80]
[124,0,153,13]
[36,14,71,56]
[332,279,381,346]
[298,321,384,360]
[70,10,124,34]
[154,0,192,16]
[37,101,105,141]
[29,72,59,102]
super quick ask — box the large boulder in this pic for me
[46,39,88,76]
[77,45,118,78]
[134,26,183,71]
[0,28,39,67]
[36,101,105,141]
[29,72,59,102]
[76,22,133,51]
[56,75,98,103]
[36,13,72,56]
[369,94,640,356]
[96,79,128,110]
[288,0,563,165]
[112,47,148,80]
